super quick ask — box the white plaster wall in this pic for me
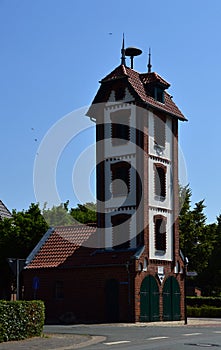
[149,111,173,161]
[107,88,134,103]
[103,103,136,158]
[148,160,173,210]
[148,111,174,210]
[148,111,174,261]
[149,209,173,261]
[104,155,136,209]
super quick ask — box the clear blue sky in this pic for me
[0,0,220,223]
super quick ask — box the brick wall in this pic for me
[24,265,132,324]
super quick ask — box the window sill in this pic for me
[112,193,129,198]
[155,250,166,256]
[154,195,166,202]
[111,141,130,147]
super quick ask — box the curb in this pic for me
[45,336,106,350]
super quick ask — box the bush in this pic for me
[0,300,45,342]
[187,305,221,318]
[187,296,221,307]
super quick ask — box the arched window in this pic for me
[154,163,166,200]
[154,215,167,252]
[111,161,131,197]
[110,109,130,146]
[111,214,131,250]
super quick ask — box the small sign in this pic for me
[32,276,40,290]
[158,266,164,274]
[186,271,198,277]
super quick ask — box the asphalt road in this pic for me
[44,319,221,350]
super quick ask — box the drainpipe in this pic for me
[126,261,130,307]
[125,261,131,321]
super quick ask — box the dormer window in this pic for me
[154,87,164,103]
[115,87,125,101]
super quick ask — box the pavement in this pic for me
[0,319,220,350]
[0,333,106,350]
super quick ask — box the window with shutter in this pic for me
[111,161,131,197]
[154,164,166,200]
[154,216,167,252]
[110,109,130,146]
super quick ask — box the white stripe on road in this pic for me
[146,336,169,340]
[182,333,202,336]
[213,331,221,333]
[104,340,131,346]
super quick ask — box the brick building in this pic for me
[24,41,187,323]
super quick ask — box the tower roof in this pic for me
[88,64,187,121]
[0,200,11,220]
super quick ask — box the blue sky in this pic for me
[0,0,220,223]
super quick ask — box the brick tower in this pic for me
[87,39,187,321]
[24,39,188,323]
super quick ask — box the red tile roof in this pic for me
[26,224,137,269]
[0,200,11,219]
[140,72,170,88]
[26,224,96,269]
[90,65,187,121]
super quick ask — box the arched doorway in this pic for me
[163,276,180,321]
[140,275,159,322]
[105,279,119,322]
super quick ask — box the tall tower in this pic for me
[87,40,187,321]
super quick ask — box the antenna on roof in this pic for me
[125,46,142,69]
[147,47,152,73]
[121,33,126,66]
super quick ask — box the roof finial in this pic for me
[121,33,126,66]
[148,47,152,73]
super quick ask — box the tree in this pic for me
[200,214,221,295]
[42,201,77,227]
[179,185,194,251]
[70,202,97,224]
[0,203,48,299]
[179,186,215,274]
[42,201,97,226]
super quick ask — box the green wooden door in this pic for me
[163,276,180,321]
[140,276,159,322]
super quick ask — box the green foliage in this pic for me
[187,305,221,318]
[187,296,221,307]
[42,201,77,227]
[179,185,221,295]
[198,214,221,296]
[70,202,97,224]
[179,185,217,274]
[0,203,48,259]
[0,203,49,297]
[0,300,45,342]
[42,201,97,226]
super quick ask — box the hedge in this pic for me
[0,300,45,342]
[187,305,221,318]
[187,296,221,307]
